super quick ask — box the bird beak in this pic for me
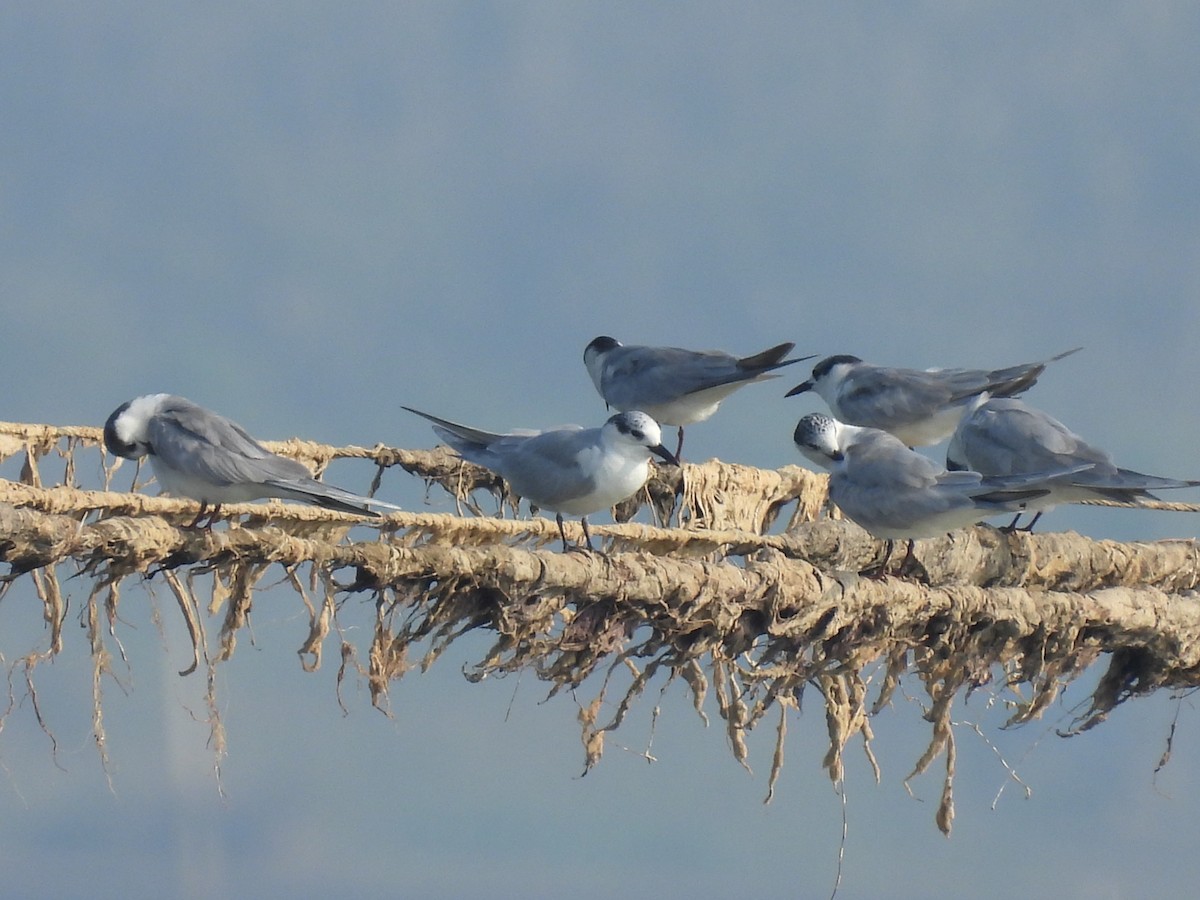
[650,444,681,467]
[785,379,814,397]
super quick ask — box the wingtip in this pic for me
[738,341,796,370]
[1050,346,1084,362]
[401,405,456,431]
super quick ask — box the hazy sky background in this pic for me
[3,4,1200,898]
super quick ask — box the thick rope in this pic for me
[4,420,1200,833]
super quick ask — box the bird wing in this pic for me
[836,368,961,431]
[948,399,1197,502]
[949,348,1082,402]
[488,427,596,509]
[403,406,595,508]
[150,400,390,514]
[843,433,943,491]
[599,346,728,406]
[260,479,390,515]
[831,454,974,536]
[737,341,797,370]
[148,399,312,487]
[1106,468,1200,491]
[932,468,1051,510]
[601,344,799,407]
[956,400,1113,476]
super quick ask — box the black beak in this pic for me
[784,379,814,398]
[650,444,681,467]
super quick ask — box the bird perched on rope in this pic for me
[404,406,679,551]
[793,412,1082,575]
[947,395,1200,530]
[584,335,810,458]
[104,394,400,525]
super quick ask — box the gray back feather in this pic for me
[601,344,794,407]
[149,398,312,487]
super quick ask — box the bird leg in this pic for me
[857,538,926,581]
[859,538,895,579]
[555,512,571,552]
[1000,511,1042,534]
[558,514,597,554]
[895,538,929,582]
[185,501,221,530]
[186,501,209,528]
[674,426,685,461]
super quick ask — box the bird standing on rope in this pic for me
[947,395,1200,531]
[103,394,400,525]
[403,406,679,551]
[786,347,1081,447]
[583,336,810,458]
[792,412,1079,574]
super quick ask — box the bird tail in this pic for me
[402,406,506,448]
[737,342,819,375]
[984,347,1083,399]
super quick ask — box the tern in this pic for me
[104,394,399,524]
[403,406,679,551]
[793,412,1078,572]
[584,336,809,457]
[947,395,1200,530]
[786,348,1081,446]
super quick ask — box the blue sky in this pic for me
[3,5,1200,897]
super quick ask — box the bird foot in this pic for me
[856,563,891,581]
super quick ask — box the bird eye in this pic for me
[631,430,644,441]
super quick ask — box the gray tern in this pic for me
[947,395,1200,530]
[402,406,680,551]
[793,412,1075,572]
[584,336,810,457]
[786,347,1081,446]
[104,394,400,524]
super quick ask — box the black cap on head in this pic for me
[584,336,620,358]
[811,354,862,380]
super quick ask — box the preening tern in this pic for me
[947,395,1200,530]
[104,394,399,524]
